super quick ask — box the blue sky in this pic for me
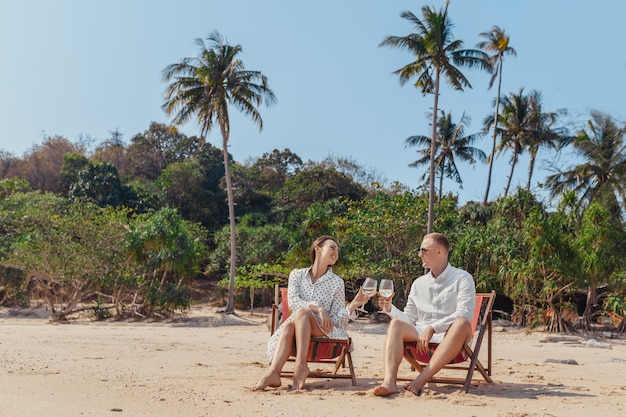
[1,0,624,205]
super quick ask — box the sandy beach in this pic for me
[1,305,625,417]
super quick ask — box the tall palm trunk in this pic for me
[222,130,237,314]
[427,69,441,234]
[527,150,537,189]
[484,58,503,203]
[504,155,517,197]
[437,166,444,207]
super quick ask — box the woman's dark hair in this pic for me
[309,235,337,264]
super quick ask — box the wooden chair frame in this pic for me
[270,285,357,385]
[400,290,496,393]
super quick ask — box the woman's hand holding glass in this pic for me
[356,277,377,313]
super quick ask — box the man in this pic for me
[373,232,476,396]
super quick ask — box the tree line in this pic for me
[1,125,625,332]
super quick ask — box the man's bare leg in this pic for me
[252,322,296,391]
[403,318,472,395]
[373,319,419,396]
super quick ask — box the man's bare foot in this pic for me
[402,382,422,396]
[251,373,282,391]
[290,364,310,391]
[373,384,399,397]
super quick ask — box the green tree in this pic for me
[405,110,486,205]
[453,189,542,324]
[0,178,30,200]
[125,208,207,315]
[209,218,292,309]
[520,207,577,333]
[229,163,274,219]
[209,218,292,274]
[545,110,626,218]
[69,161,139,209]
[58,152,91,197]
[573,203,625,329]
[162,31,276,313]
[522,94,565,190]
[486,88,550,197]
[317,155,387,191]
[2,194,132,321]
[337,188,431,305]
[157,158,225,233]
[478,25,516,203]
[379,1,490,233]
[273,165,367,227]
[126,122,201,181]
[253,148,303,194]
[233,149,303,216]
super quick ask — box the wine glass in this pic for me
[357,277,378,313]
[378,279,394,299]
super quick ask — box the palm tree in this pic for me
[523,96,565,190]
[477,25,516,203]
[545,110,626,218]
[162,31,276,314]
[379,1,490,233]
[405,111,486,205]
[484,88,538,197]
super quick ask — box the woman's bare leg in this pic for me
[252,322,296,391]
[373,319,419,396]
[291,308,326,391]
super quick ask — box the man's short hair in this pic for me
[426,232,450,252]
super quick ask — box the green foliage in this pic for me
[0,178,31,198]
[1,192,133,320]
[126,122,202,181]
[220,262,290,310]
[336,188,430,305]
[0,90,625,332]
[546,111,626,218]
[157,158,225,233]
[69,161,140,209]
[274,165,367,227]
[229,162,273,219]
[146,282,193,312]
[125,208,207,285]
[604,293,626,316]
[231,149,303,217]
[208,220,292,273]
[58,152,90,196]
[405,111,486,203]
[229,263,290,290]
[572,202,626,326]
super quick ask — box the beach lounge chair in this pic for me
[270,285,357,385]
[400,290,496,393]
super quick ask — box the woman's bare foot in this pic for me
[251,373,282,391]
[290,364,310,391]
[402,382,422,396]
[373,384,399,397]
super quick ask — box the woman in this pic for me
[252,235,368,391]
